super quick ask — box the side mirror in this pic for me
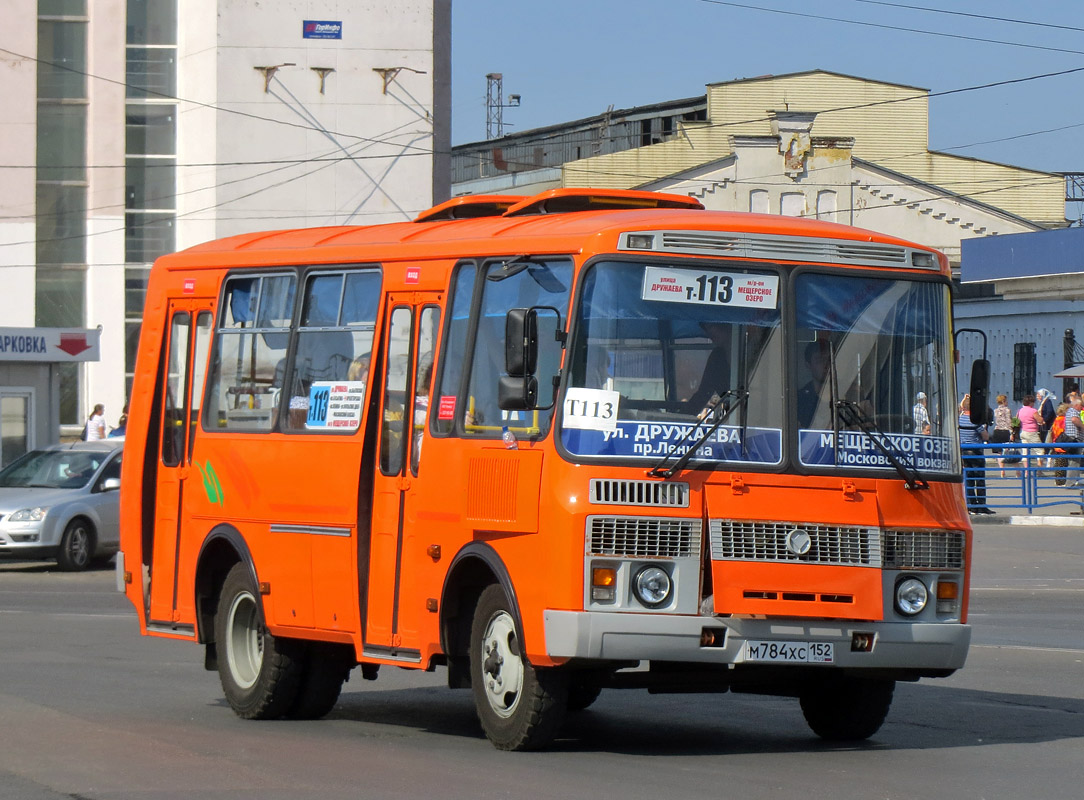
[101,477,121,492]
[504,308,537,378]
[498,375,538,410]
[969,358,992,426]
[499,306,561,411]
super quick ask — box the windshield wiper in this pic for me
[835,399,929,490]
[648,389,749,479]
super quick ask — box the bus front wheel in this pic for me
[470,584,568,750]
[799,675,895,741]
[215,563,303,720]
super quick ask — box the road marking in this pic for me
[972,644,1084,655]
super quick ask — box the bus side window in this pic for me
[461,258,572,437]
[188,310,213,460]
[204,274,295,432]
[431,263,476,437]
[380,307,413,475]
[162,311,190,467]
[411,306,440,475]
[285,270,380,432]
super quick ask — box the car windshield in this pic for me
[561,260,784,466]
[794,272,959,475]
[0,450,107,489]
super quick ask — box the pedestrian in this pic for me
[83,404,107,441]
[1062,397,1084,486]
[958,394,992,514]
[913,391,930,434]
[1051,403,1069,485]
[990,395,1013,476]
[108,413,127,439]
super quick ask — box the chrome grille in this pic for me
[882,530,965,570]
[589,479,689,507]
[710,520,880,566]
[587,516,701,558]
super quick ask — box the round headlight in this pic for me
[895,577,929,616]
[633,565,672,608]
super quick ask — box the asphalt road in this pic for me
[1,521,1081,800]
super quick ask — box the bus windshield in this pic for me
[561,261,958,476]
[795,272,959,475]
[561,260,785,465]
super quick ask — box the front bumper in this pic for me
[0,523,55,559]
[543,610,970,672]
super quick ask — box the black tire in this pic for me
[56,518,94,572]
[800,676,895,741]
[470,584,569,750]
[214,563,303,720]
[567,679,603,712]
[285,643,354,720]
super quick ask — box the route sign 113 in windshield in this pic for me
[641,267,779,309]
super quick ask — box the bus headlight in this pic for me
[895,577,929,616]
[632,565,672,608]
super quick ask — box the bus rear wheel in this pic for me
[799,675,895,741]
[285,643,354,720]
[215,563,303,720]
[470,584,568,750]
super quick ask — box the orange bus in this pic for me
[119,188,978,750]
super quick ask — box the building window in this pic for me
[35,183,87,265]
[36,19,87,99]
[816,190,837,221]
[780,192,805,217]
[37,104,87,181]
[749,189,769,214]
[1013,342,1036,403]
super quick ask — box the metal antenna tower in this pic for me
[485,73,520,140]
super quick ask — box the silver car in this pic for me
[0,441,123,571]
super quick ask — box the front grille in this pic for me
[589,479,689,507]
[710,520,880,566]
[882,530,965,569]
[587,516,702,558]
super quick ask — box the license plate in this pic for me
[744,640,834,663]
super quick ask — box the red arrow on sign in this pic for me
[56,333,92,356]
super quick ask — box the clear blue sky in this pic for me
[450,0,1084,182]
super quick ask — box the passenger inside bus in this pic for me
[687,321,732,415]
[797,339,832,429]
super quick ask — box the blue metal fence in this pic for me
[960,441,1084,515]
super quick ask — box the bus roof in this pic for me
[165,188,946,274]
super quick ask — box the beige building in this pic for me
[453,70,1067,268]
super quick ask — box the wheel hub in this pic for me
[480,611,524,718]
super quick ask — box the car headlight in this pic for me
[633,565,672,608]
[8,507,48,522]
[895,577,929,616]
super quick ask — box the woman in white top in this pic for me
[84,404,107,441]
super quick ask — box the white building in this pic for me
[0,0,449,445]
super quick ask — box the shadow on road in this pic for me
[319,678,1084,754]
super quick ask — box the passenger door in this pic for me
[364,294,441,661]
[146,301,214,630]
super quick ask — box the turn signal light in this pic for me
[591,566,617,602]
[936,580,960,614]
[592,567,616,587]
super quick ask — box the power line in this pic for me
[0,46,436,156]
[694,0,1084,56]
[851,0,1084,35]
